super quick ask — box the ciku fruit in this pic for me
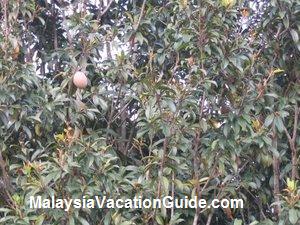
[73,71,88,89]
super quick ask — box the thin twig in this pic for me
[2,0,8,57]
[100,0,114,18]
[134,0,147,31]
[0,150,10,190]
[171,171,175,218]
[283,105,299,179]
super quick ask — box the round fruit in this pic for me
[73,71,88,89]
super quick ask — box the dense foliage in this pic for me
[0,0,299,224]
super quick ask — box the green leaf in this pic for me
[169,212,184,225]
[0,208,12,213]
[162,124,171,137]
[162,176,170,193]
[222,58,229,69]
[157,54,166,65]
[166,99,176,112]
[174,179,184,191]
[35,214,45,225]
[211,139,218,150]
[78,217,90,225]
[265,93,278,98]
[269,146,280,158]
[22,126,32,139]
[37,16,45,25]
[99,98,108,111]
[283,17,289,28]
[156,214,164,225]
[120,222,134,225]
[136,32,147,44]
[290,29,299,43]
[68,217,75,225]
[200,119,208,132]
[262,136,272,146]
[264,114,274,127]
[234,218,242,225]
[248,221,259,225]
[289,208,299,224]
[248,182,257,189]
[182,34,193,42]
[274,116,284,133]
[223,123,230,137]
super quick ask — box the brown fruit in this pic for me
[12,45,20,60]
[73,71,88,89]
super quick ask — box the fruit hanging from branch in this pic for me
[73,71,88,89]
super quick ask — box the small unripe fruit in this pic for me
[73,71,88,89]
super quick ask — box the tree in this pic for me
[0,0,299,224]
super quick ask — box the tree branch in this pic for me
[283,105,299,179]
[292,105,299,142]
[272,123,280,218]
[0,150,10,190]
[99,0,114,18]
[134,0,147,31]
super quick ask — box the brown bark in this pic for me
[205,211,214,225]
[2,0,8,57]
[119,97,128,155]
[98,0,114,19]
[193,92,206,225]
[51,0,58,50]
[192,133,200,225]
[0,149,15,208]
[0,150,10,190]
[106,42,112,60]
[193,4,206,219]
[272,124,280,218]
[155,93,171,215]
[284,105,299,180]
[156,136,169,199]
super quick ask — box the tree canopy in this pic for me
[0,0,299,224]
